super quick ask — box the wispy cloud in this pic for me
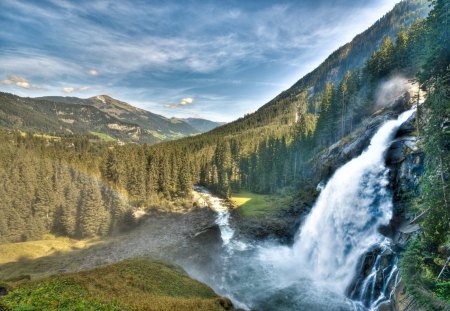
[0,0,399,121]
[165,97,194,109]
[1,75,30,88]
[62,87,74,93]
[0,74,45,90]
[62,85,94,93]
[0,52,83,79]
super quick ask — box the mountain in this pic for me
[0,93,218,143]
[209,0,429,136]
[179,118,226,133]
[144,0,431,197]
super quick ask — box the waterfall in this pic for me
[193,186,248,252]
[185,109,415,311]
[260,108,415,306]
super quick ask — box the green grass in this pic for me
[89,131,116,142]
[146,130,186,141]
[0,258,232,311]
[19,131,61,141]
[231,190,285,217]
[0,236,98,266]
[146,130,168,140]
[167,132,185,139]
[0,237,103,281]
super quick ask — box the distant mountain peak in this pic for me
[181,117,226,133]
[93,95,108,103]
[89,94,140,113]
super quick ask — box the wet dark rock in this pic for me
[230,198,312,244]
[396,118,415,137]
[348,245,397,307]
[345,100,424,309]
[378,301,393,311]
[0,286,7,297]
[216,297,234,310]
[388,92,411,114]
[310,94,412,185]
[386,111,424,239]
[386,140,406,165]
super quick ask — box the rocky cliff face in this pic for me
[382,112,425,311]
[386,113,423,245]
[316,97,426,311]
[346,108,425,310]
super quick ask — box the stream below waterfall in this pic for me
[183,108,415,311]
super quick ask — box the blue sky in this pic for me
[0,0,399,122]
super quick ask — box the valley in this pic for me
[0,93,223,144]
[0,0,449,310]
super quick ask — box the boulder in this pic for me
[0,286,7,297]
[378,301,393,311]
[216,297,234,310]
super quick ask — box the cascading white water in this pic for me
[194,186,234,245]
[260,108,415,297]
[184,109,415,311]
[193,186,248,252]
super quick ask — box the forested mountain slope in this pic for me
[41,95,202,139]
[0,93,220,144]
[180,118,226,133]
[209,0,429,136]
[142,0,431,198]
[0,0,436,244]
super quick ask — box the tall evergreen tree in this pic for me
[79,180,105,238]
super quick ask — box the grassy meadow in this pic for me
[0,258,232,311]
[230,190,288,217]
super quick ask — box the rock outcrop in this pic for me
[0,286,7,297]
[347,107,424,310]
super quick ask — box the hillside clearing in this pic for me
[230,190,286,217]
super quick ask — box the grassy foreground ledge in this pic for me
[230,190,288,217]
[0,258,234,311]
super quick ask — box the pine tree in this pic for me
[60,186,79,237]
[32,166,54,234]
[393,26,409,69]
[103,150,120,185]
[79,180,105,238]
[178,156,192,196]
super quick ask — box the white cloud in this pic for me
[63,87,75,93]
[180,97,193,105]
[165,97,194,109]
[0,0,400,121]
[16,81,30,88]
[0,0,398,78]
[62,86,92,93]
[1,75,34,89]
